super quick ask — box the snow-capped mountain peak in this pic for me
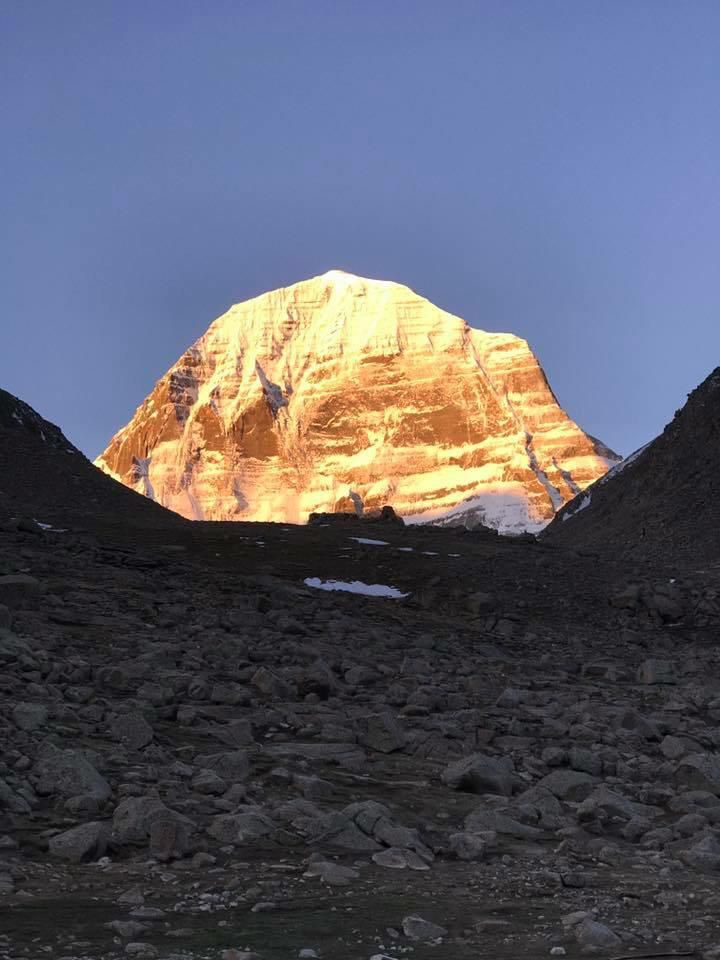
[96,273,618,531]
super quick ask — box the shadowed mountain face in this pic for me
[545,367,720,569]
[0,387,182,532]
[95,271,618,532]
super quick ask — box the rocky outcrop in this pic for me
[96,271,618,532]
[0,387,180,531]
[545,366,720,563]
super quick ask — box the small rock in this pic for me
[402,915,448,941]
[637,658,675,684]
[575,918,621,949]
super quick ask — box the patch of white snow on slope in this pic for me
[349,537,389,546]
[304,578,409,599]
[34,520,68,532]
[562,493,592,522]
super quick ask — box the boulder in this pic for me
[356,712,407,754]
[441,753,514,796]
[402,916,448,941]
[0,574,40,610]
[48,822,108,862]
[33,748,111,802]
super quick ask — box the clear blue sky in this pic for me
[2,0,719,459]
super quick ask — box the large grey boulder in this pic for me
[13,702,48,731]
[676,753,720,795]
[49,822,108,862]
[356,712,407,753]
[465,808,542,840]
[193,750,250,783]
[110,712,154,750]
[441,752,514,796]
[575,918,621,949]
[33,748,111,802]
[112,795,192,852]
[535,769,596,801]
[207,808,277,843]
[402,916,448,941]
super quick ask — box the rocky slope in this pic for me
[3,385,720,959]
[0,388,182,534]
[545,366,720,569]
[3,442,720,960]
[96,271,618,532]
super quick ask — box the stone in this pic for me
[680,833,720,870]
[106,920,150,938]
[208,809,276,843]
[465,808,542,840]
[402,915,448,941]
[33,748,111,802]
[192,768,228,795]
[441,752,514,796]
[113,795,192,846]
[125,945,158,959]
[372,847,430,870]
[251,666,294,699]
[575,918,621,949]
[149,817,191,861]
[0,574,40,610]
[303,859,359,885]
[676,753,720,795]
[194,750,250,783]
[12,702,48,731]
[448,831,489,860]
[637,658,676,684]
[466,591,497,614]
[48,821,108,862]
[535,769,596,801]
[357,712,407,753]
[110,712,154,750]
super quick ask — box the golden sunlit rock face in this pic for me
[95,271,618,532]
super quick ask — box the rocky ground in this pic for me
[1,511,720,960]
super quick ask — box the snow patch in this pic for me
[304,578,409,598]
[34,520,68,533]
[349,537,389,546]
[561,493,592,522]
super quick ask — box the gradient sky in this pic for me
[2,0,719,460]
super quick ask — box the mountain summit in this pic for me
[96,271,618,531]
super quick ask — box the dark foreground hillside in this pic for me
[545,367,720,572]
[0,388,184,534]
[1,386,720,960]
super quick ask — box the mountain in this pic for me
[0,387,181,532]
[544,367,720,567]
[96,271,618,532]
